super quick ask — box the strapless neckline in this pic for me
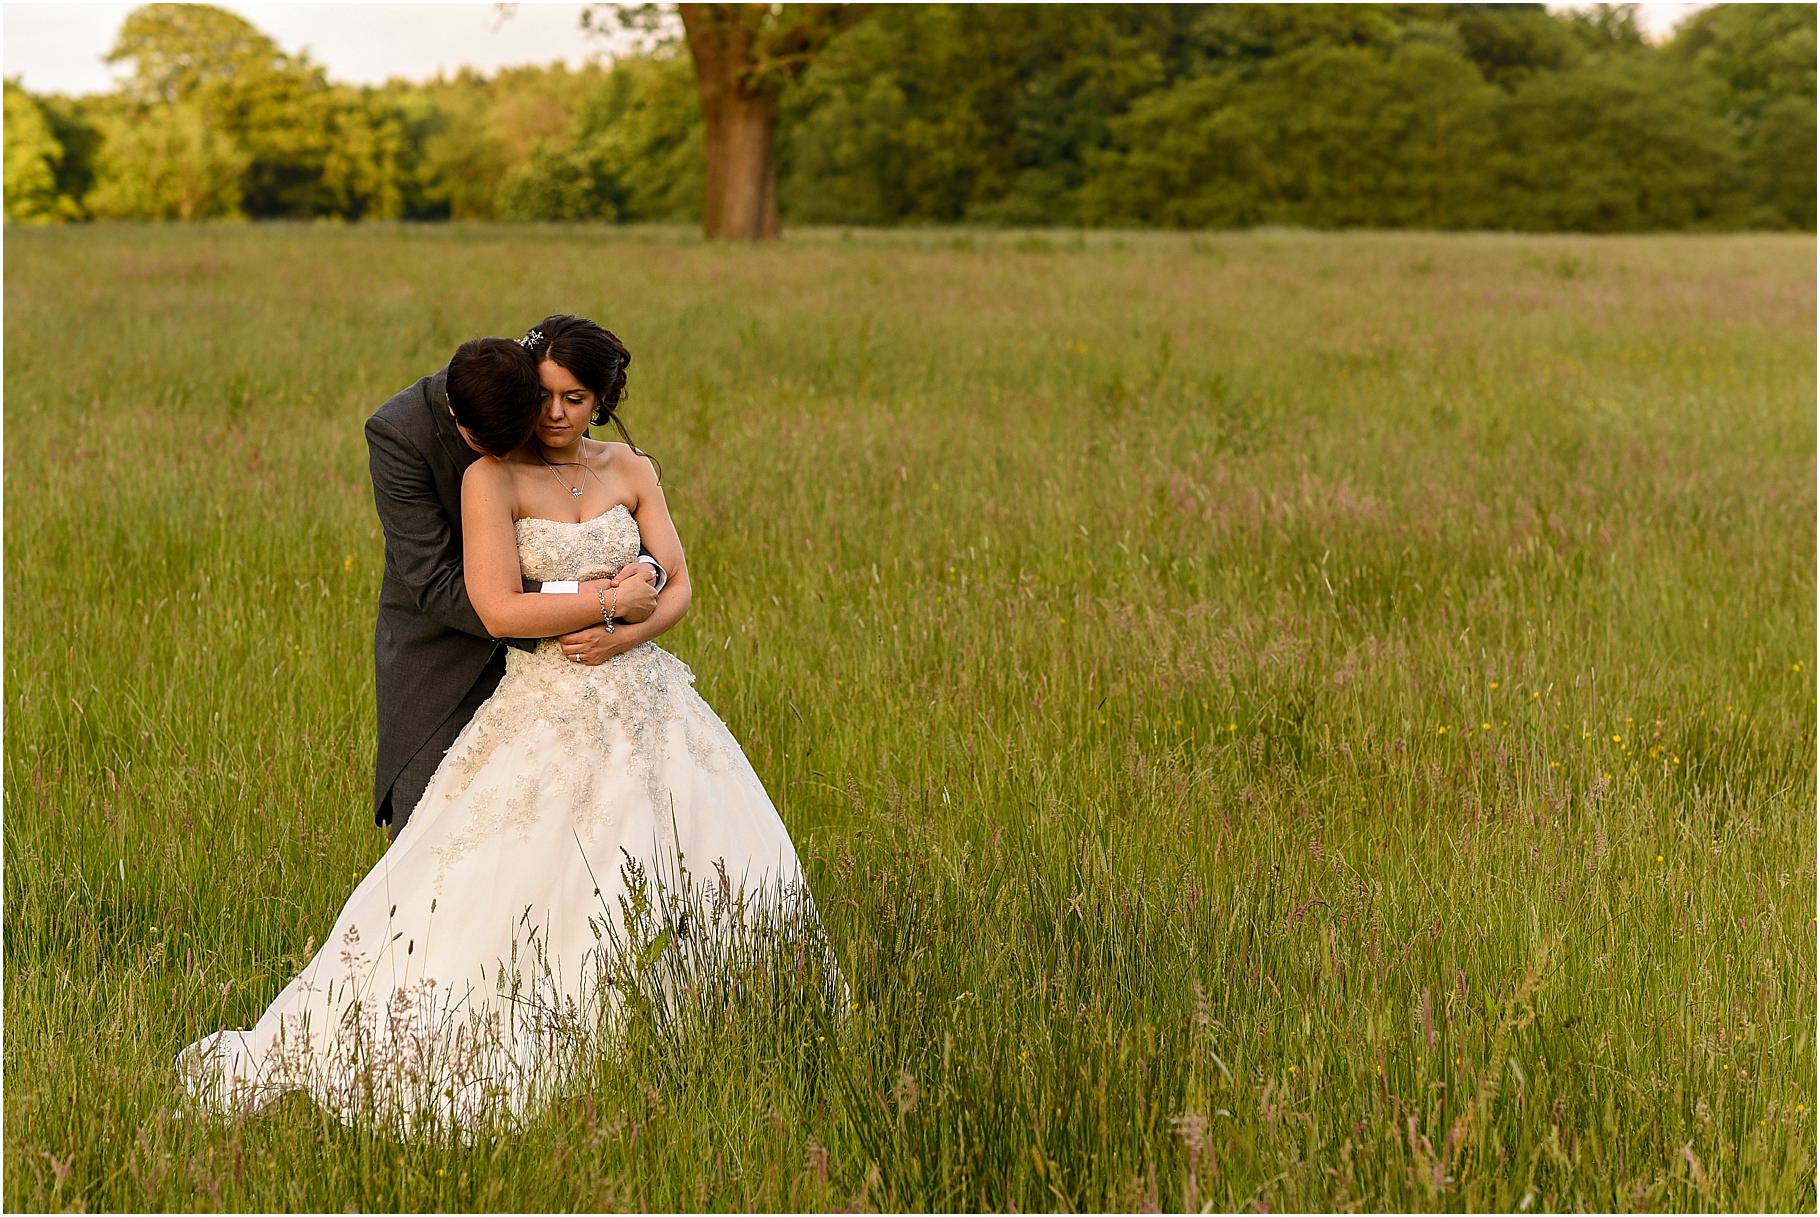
[513,503,633,529]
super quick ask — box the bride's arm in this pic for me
[461,457,619,639]
[597,452,691,648]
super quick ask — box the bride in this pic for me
[178,316,844,1135]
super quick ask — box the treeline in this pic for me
[5,2,1813,231]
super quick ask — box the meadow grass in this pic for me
[3,222,1814,1211]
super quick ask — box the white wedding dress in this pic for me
[177,505,843,1136]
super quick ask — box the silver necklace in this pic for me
[537,447,588,498]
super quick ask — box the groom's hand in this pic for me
[606,563,659,624]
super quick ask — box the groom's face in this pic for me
[447,404,489,456]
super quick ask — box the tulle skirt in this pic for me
[176,641,845,1138]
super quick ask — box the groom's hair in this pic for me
[446,338,539,457]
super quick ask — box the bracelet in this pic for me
[597,587,615,633]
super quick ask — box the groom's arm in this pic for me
[529,552,665,596]
[367,414,542,649]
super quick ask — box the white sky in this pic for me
[3,1,1716,98]
[2,2,635,96]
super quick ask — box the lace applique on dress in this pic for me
[427,509,740,886]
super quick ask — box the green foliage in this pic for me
[102,2,342,217]
[784,2,1812,232]
[8,2,1815,231]
[1084,38,1503,230]
[498,141,623,222]
[36,94,105,215]
[498,53,704,223]
[1185,2,1415,69]
[3,81,74,223]
[781,5,1176,225]
[572,52,702,222]
[414,75,509,221]
[1451,4,1578,90]
[84,100,248,220]
[105,3,291,104]
[1491,54,1749,231]
[320,89,411,221]
[1671,3,1818,227]
[1078,73,1268,229]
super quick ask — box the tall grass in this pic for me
[4,223,1814,1211]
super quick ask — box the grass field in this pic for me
[3,223,1815,1212]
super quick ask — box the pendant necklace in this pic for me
[538,447,587,498]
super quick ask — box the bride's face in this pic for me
[535,359,596,448]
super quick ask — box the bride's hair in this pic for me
[447,337,540,456]
[521,314,663,483]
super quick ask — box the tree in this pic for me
[321,88,411,220]
[503,51,703,223]
[1079,72,1269,228]
[37,94,105,217]
[1378,38,1503,227]
[4,81,73,223]
[105,3,340,216]
[782,5,1178,226]
[414,71,509,219]
[498,141,624,221]
[1671,3,1816,227]
[85,101,248,220]
[106,3,293,104]
[671,4,868,238]
[574,51,704,220]
[1490,54,1749,231]
[1451,3,1579,90]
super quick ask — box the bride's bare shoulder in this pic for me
[599,440,659,477]
[462,453,517,495]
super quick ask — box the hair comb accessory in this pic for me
[517,329,545,350]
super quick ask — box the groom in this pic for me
[364,338,664,843]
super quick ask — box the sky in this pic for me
[2,3,637,96]
[3,1,1717,98]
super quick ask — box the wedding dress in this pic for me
[177,505,843,1136]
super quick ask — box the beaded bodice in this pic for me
[513,503,641,583]
[508,504,660,678]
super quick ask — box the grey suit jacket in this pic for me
[365,367,503,826]
[363,366,659,827]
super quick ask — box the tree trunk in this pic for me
[681,4,781,241]
[704,87,779,240]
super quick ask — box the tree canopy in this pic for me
[4,2,1813,231]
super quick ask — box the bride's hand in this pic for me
[606,565,659,624]
[557,623,642,665]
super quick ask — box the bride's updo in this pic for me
[521,314,661,481]
[522,314,632,427]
